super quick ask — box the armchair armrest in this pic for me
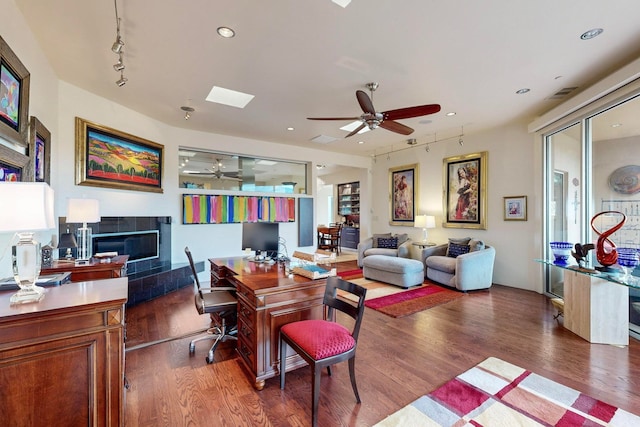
[455,246,496,291]
[357,238,374,267]
[397,238,412,259]
[421,243,448,264]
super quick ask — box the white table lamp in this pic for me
[66,198,100,262]
[0,182,55,303]
[414,214,436,243]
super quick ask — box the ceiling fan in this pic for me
[183,158,242,181]
[307,82,441,137]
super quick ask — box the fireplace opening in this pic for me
[92,230,159,263]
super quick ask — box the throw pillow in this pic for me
[377,237,398,249]
[469,239,485,252]
[447,242,470,258]
[394,233,409,246]
[373,233,392,248]
[446,237,471,256]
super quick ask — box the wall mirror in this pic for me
[178,147,308,194]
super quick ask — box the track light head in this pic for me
[111,37,124,54]
[459,137,464,146]
[184,112,191,120]
[181,106,195,120]
[113,60,125,71]
[425,145,430,152]
[116,73,127,87]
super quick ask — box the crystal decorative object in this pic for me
[11,232,45,304]
[550,241,572,265]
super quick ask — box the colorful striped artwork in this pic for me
[182,194,296,224]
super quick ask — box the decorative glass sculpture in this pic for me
[617,248,639,280]
[590,211,626,267]
[550,242,572,265]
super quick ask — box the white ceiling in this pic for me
[14,0,640,156]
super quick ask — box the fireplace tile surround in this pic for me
[57,216,195,306]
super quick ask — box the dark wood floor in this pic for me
[124,261,640,426]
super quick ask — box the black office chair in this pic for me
[280,276,367,427]
[185,247,238,364]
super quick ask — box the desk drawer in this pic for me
[238,298,256,327]
[237,335,256,370]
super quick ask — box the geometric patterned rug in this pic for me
[373,357,640,426]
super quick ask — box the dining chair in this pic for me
[279,276,367,427]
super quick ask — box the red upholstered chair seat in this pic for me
[281,320,355,360]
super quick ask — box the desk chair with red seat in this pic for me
[279,276,367,427]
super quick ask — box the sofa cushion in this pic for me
[446,237,471,256]
[373,233,392,248]
[364,247,399,258]
[469,239,485,252]
[377,237,398,249]
[394,233,409,246]
[447,242,470,258]
[426,255,456,274]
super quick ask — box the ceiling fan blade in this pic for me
[307,117,360,121]
[356,90,376,114]
[379,120,414,135]
[345,123,366,138]
[383,104,441,121]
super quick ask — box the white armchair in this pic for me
[421,239,495,291]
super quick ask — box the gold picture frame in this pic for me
[389,163,419,226]
[504,195,527,221]
[27,116,51,183]
[75,117,164,193]
[442,151,487,229]
[0,35,30,147]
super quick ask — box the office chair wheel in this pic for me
[189,342,196,354]
[206,354,214,364]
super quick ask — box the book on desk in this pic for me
[0,272,72,291]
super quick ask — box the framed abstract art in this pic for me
[0,35,30,147]
[28,116,51,183]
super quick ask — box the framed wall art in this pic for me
[504,195,527,221]
[389,163,418,226]
[0,35,30,147]
[0,143,28,181]
[75,117,164,193]
[28,116,51,183]
[443,151,487,229]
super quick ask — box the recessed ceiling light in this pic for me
[358,141,364,145]
[580,28,603,40]
[611,123,622,128]
[419,119,432,125]
[287,127,294,131]
[217,27,235,38]
[445,112,456,117]
[205,86,254,108]
[516,88,530,94]
[332,0,351,7]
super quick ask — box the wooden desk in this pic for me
[42,255,129,282]
[0,277,128,426]
[210,257,326,390]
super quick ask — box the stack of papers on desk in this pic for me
[292,264,336,279]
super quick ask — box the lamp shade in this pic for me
[66,198,100,223]
[58,232,78,249]
[414,215,436,229]
[0,182,55,232]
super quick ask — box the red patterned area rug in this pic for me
[374,357,640,426]
[337,268,464,318]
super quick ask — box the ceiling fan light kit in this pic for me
[307,82,441,138]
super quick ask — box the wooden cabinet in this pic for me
[341,226,360,249]
[0,278,128,426]
[337,181,360,217]
[41,255,129,282]
[210,258,325,390]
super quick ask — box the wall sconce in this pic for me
[0,182,55,304]
[66,198,100,263]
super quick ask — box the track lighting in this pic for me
[407,138,417,145]
[111,0,128,86]
[459,137,464,146]
[116,72,127,87]
[425,145,430,152]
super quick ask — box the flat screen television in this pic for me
[242,222,279,258]
[92,230,159,263]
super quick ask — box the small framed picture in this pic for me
[504,195,527,221]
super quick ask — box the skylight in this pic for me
[340,121,370,134]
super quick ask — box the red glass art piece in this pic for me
[590,211,626,267]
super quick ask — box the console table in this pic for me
[42,255,129,282]
[209,257,326,390]
[0,277,128,426]
[539,260,637,346]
